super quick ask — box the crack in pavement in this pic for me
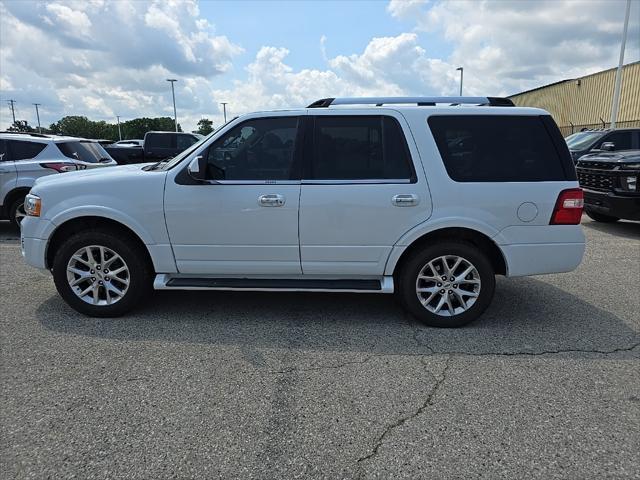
[356,355,452,475]
[424,341,640,358]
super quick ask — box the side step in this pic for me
[153,275,394,293]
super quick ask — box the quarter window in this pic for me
[600,132,633,150]
[205,117,298,181]
[310,116,414,180]
[8,140,47,161]
[177,134,199,150]
[428,115,568,182]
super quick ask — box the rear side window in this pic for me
[8,140,46,160]
[146,133,176,149]
[428,115,571,182]
[310,116,414,181]
[600,131,633,150]
[57,141,110,163]
[177,134,198,150]
[0,140,7,161]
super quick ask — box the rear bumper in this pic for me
[501,242,585,277]
[583,189,640,220]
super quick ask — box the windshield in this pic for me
[57,141,112,163]
[159,118,238,170]
[565,132,603,150]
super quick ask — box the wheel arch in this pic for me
[2,187,31,215]
[45,216,155,273]
[389,227,507,277]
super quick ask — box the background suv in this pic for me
[565,127,640,162]
[0,132,117,226]
[20,97,585,327]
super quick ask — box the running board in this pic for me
[153,274,394,293]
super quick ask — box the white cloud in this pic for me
[44,3,92,37]
[391,0,640,95]
[1,0,638,132]
[0,0,243,129]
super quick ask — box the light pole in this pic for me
[33,103,41,133]
[456,67,464,96]
[116,115,122,141]
[166,79,178,132]
[220,102,228,123]
[610,0,631,128]
[7,99,16,124]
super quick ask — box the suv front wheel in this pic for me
[52,230,152,317]
[396,242,495,327]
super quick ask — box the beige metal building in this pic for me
[508,61,640,136]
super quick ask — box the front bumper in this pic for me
[20,217,52,270]
[583,189,640,221]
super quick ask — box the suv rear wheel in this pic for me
[52,229,152,317]
[396,242,495,327]
[584,208,619,223]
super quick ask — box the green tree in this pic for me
[194,118,214,136]
[7,120,35,132]
[48,116,118,140]
[120,117,182,139]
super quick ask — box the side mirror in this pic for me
[600,142,615,151]
[187,155,206,181]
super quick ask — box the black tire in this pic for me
[396,241,495,328]
[585,208,619,223]
[8,195,26,229]
[52,229,152,317]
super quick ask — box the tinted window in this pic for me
[311,116,413,180]
[57,141,111,163]
[428,115,568,182]
[8,140,47,161]
[600,132,633,150]
[205,117,298,180]
[565,131,603,150]
[0,140,7,162]
[146,133,175,149]
[177,134,198,150]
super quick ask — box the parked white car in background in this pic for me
[20,97,585,327]
[0,132,117,226]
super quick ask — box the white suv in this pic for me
[0,132,117,226]
[20,97,585,327]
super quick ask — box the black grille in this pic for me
[577,169,613,192]
[576,161,617,170]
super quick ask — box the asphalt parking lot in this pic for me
[1,217,638,479]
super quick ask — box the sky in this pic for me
[0,0,638,133]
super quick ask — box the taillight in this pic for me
[39,162,82,172]
[550,188,584,225]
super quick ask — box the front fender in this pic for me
[45,206,157,245]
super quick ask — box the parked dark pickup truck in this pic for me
[105,131,203,164]
[576,150,640,222]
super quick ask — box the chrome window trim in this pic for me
[301,179,413,185]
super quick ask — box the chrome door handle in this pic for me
[392,194,419,207]
[258,194,285,207]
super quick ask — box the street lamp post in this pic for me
[220,102,228,123]
[456,67,464,96]
[166,79,178,132]
[116,115,122,141]
[610,0,631,128]
[33,103,41,133]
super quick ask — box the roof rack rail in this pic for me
[307,96,515,108]
[0,131,51,137]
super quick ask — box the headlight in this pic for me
[24,194,41,217]
[619,176,637,192]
